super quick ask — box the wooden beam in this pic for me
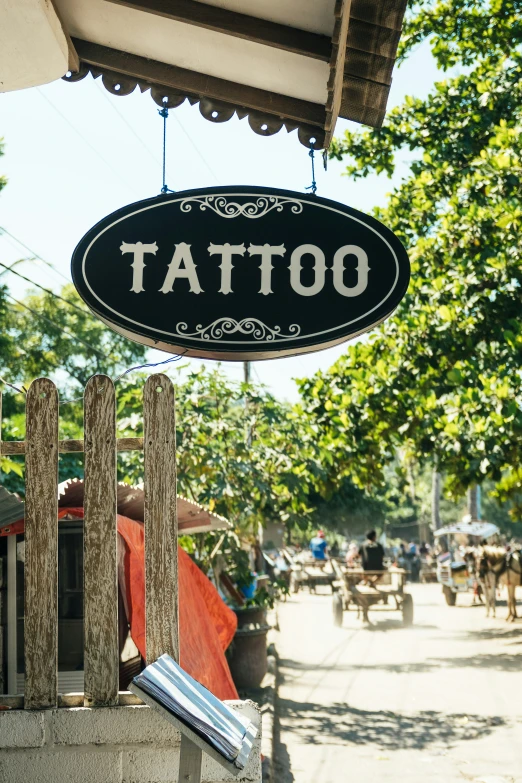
[0,436,144,455]
[83,376,119,707]
[6,535,17,696]
[50,0,79,72]
[143,374,179,664]
[24,378,59,710]
[72,39,326,129]
[325,0,351,146]
[0,691,144,709]
[351,0,408,31]
[347,18,402,59]
[106,0,331,61]
[178,735,203,783]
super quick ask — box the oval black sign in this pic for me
[72,186,410,360]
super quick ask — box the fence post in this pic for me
[24,378,59,709]
[143,374,178,664]
[84,375,119,706]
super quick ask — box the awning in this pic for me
[58,478,230,534]
[434,522,500,540]
[1,0,408,148]
[0,480,230,535]
[0,486,25,527]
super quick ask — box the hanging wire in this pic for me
[0,376,27,395]
[113,351,187,382]
[0,352,188,405]
[159,103,176,195]
[59,352,187,404]
[0,226,70,283]
[305,148,318,195]
[0,260,90,315]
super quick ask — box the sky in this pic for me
[0,40,442,401]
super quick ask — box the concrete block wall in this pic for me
[0,701,261,783]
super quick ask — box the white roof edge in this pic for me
[434,522,500,539]
[0,0,70,93]
[57,478,231,531]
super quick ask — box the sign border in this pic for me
[72,186,410,361]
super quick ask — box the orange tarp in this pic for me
[1,507,238,701]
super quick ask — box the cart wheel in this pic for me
[332,593,344,627]
[402,593,414,626]
[443,586,457,606]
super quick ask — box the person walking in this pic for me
[309,530,328,561]
[359,530,385,572]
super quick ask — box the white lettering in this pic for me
[247,244,286,295]
[208,243,246,295]
[159,242,203,294]
[332,245,370,297]
[121,241,158,293]
[120,241,371,299]
[289,244,326,297]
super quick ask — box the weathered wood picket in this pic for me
[0,373,178,710]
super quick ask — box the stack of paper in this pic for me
[132,655,255,762]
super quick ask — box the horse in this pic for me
[475,546,522,621]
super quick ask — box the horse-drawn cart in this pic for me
[331,560,413,626]
[434,520,500,605]
[420,556,438,583]
[284,550,336,594]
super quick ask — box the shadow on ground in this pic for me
[278,700,507,750]
[363,619,439,632]
[450,627,522,643]
[273,697,295,783]
[280,650,522,674]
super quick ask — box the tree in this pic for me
[300,0,522,511]
[4,284,146,389]
[0,281,148,490]
[115,367,327,532]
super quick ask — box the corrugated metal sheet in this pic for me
[341,0,409,127]
[0,486,24,527]
[57,479,230,534]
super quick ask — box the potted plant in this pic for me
[226,582,289,689]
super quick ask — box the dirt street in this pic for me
[274,583,522,783]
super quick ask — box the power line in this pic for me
[98,79,222,185]
[0,260,89,316]
[0,226,70,283]
[36,88,140,197]
[171,113,221,185]
[0,258,33,278]
[94,80,162,168]
[6,294,107,359]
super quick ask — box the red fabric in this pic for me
[4,507,238,700]
[0,519,24,536]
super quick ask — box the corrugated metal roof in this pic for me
[0,485,25,526]
[57,478,230,534]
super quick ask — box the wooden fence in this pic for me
[0,373,178,710]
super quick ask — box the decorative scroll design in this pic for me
[62,66,325,149]
[176,318,301,341]
[180,195,303,219]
